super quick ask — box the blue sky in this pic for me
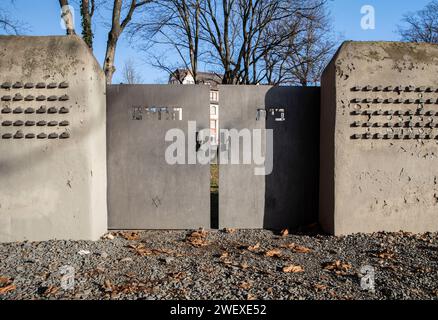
[1,0,433,83]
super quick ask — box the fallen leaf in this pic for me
[128,244,153,256]
[78,250,91,255]
[323,260,352,274]
[103,279,115,292]
[265,248,282,258]
[224,228,236,234]
[247,293,257,300]
[280,229,289,237]
[240,261,249,270]
[282,265,304,273]
[219,252,229,259]
[282,243,312,253]
[247,243,260,251]
[377,250,395,260]
[168,272,186,280]
[314,284,327,291]
[0,276,10,285]
[43,286,59,296]
[119,231,140,241]
[102,233,115,240]
[239,282,252,290]
[185,229,209,247]
[0,284,16,294]
[95,266,105,273]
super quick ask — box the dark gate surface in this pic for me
[219,85,320,230]
[107,85,210,229]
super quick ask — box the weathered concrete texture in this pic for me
[107,85,210,229]
[0,36,107,242]
[320,41,438,235]
[219,85,320,229]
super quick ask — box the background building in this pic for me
[169,69,221,146]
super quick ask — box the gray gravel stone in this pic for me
[0,230,437,300]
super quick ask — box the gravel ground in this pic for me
[0,229,438,300]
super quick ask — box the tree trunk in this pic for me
[104,0,122,85]
[80,0,94,49]
[104,0,149,84]
[104,30,119,84]
[59,0,76,35]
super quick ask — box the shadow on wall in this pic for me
[263,86,321,230]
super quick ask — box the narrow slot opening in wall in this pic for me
[210,94,219,229]
[210,161,219,229]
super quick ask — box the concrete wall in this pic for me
[320,41,438,235]
[219,85,320,230]
[0,36,107,242]
[107,85,210,229]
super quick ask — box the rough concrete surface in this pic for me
[0,36,107,242]
[320,41,438,235]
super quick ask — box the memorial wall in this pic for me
[0,36,107,242]
[320,41,438,235]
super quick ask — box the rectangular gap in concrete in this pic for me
[210,161,219,229]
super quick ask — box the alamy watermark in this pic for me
[359,265,375,292]
[361,5,375,30]
[59,265,75,291]
[165,121,273,176]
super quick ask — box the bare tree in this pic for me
[104,0,152,84]
[398,0,438,44]
[121,58,143,83]
[130,0,202,83]
[80,0,96,48]
[198,0,330,84]
[0,1,30,35]
[263,1,336,86]
[59,0,152,83]
[59,0,76,35]
[0,12,20,34]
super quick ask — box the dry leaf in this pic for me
[247,293,257,300]
[128,243,153,256]
[0,276,10,285]
[0,284,16,294]
[280,229,289,237]
[102,233,115,240]
[239,282,252,290]
[323,260,352,274]
[247,243,260,251]
[168,272,186,280]
[103,279,115,292]
[219,252,229,259]
[224,228,236,234]
[119,231,140,241]
[265,248,282,258]
[377,251,395,260]
[293,245,312,253]
[282,265,304,273]
[43,286,59,296]
[240,261,249,270]
[185,229,209,247]
[283,243,312,253]
[314,284,327,291]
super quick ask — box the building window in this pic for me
[210,120,216,129]
[210,105,216,115]
[210,90,219,102]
